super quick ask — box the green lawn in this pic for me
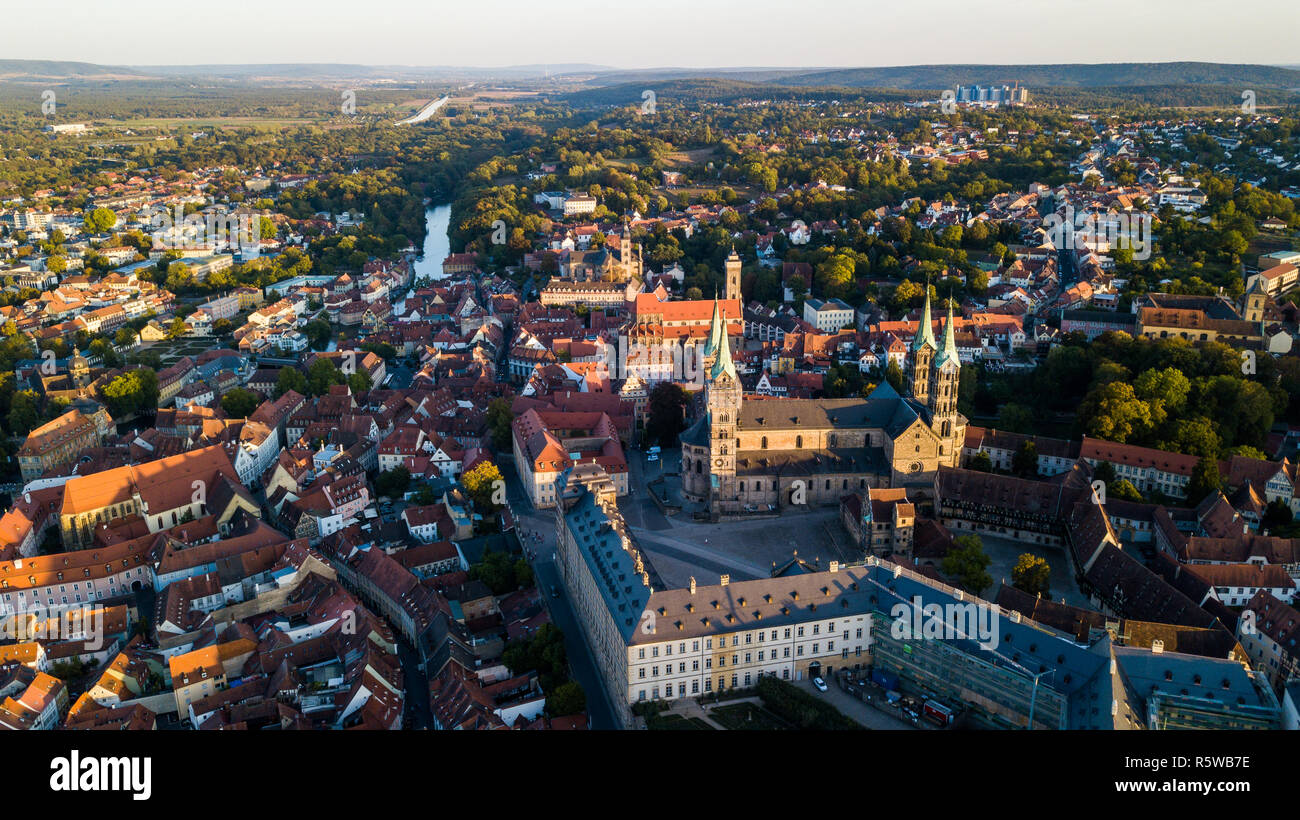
[709,703,793,731]
[647,713,713,731]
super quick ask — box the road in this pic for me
[807,676,921,730]
[395,95,450,126]
[504,463,618,730]
[397,638,432,729]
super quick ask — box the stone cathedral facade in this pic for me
[681,292,966,516]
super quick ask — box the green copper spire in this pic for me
[935,301,959,369]
[711,310,738,381]
[911,288,937,352]
[704,298,723,359]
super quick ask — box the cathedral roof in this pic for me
[737,389,919,437]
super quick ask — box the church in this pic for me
[561,218,643,283]
[681,291,966,516]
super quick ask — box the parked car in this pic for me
[812,677,828,692]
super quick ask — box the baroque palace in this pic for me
[682,292,966,515]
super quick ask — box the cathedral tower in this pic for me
[929,301,961,439]
[705,310,742,505]
[907,291,937,403]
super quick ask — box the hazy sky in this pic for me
[10,0,1297,67]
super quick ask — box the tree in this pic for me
[303,320,332,350]
[307,357,346,396]
[1011,553,1051,596]
[275,366,307,398]
[548,680,587,717]
[1263,498,1293,532]
[347,371,372,394]
[1187,457,1223,505]
[220,387,261,419]
[463,461,505,512]
[486,397,513,451]
[1133,366,1190,427]
[1011,440,1038,478]
[1079,381,1152,443]
[469,549,525,595]
[996,399,1034,432]
[7,390,39,436]
[646,382,689,447]
[83,207,117,235]
[1109,479,1144,502]
[969,451,993,472]
[100,369,159,417]
[814,252,856,300]
[884,359,904,392]
[374,467,411,499]
[1092,460,1117,485]
[501,623,569,693]
[942,535,992,596]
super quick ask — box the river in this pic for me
[412,203,453,281]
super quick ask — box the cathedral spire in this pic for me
[935,300,959,369]
[911,288,937,352]
[711,310,737,381]
[704,297,723,359]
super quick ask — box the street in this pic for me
[504,462,618,730]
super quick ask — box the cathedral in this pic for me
[681,291,966,516]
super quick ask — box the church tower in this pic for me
[705,310,742,507]
[620,217,634,282]
[929,301,961,439]
[1242,274,1267,323]
[724,246,741,302]
[907,291,937,404]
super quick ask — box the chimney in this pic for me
[720,574,730,586]
[689,576,696,594]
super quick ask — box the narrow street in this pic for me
[504,461,618,730]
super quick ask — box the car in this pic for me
[812,677,828,692]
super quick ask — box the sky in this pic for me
[9,0,1297,68]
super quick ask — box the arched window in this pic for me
[828,434,836,448]
[796,435,803,448]
[761,436,768,449]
